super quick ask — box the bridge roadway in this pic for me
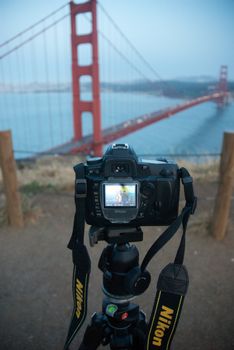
[48,91,226,155]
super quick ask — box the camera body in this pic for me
[84,144,180,226]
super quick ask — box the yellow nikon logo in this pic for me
[75,278,84,319]
[152,305,174,347]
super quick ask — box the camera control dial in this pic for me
[140,182,155,198]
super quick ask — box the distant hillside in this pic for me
[101,80,234,99]
[1,80,233,99]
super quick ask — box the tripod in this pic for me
[78,226,149,350]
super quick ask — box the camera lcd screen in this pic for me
[104,184,137,207]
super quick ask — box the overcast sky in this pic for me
[0,0,233,82]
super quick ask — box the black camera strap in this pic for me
[64,163,91,350]
[144,167,196,350]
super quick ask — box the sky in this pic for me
[0,0,233,83]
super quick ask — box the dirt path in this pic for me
[0,179,234,350]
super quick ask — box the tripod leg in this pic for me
[132,311,147,350]
[132,328,146,350]
[78,313,110,350]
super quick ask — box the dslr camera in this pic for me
[84,143,180,226]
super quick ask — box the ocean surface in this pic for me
[0,91,233,161]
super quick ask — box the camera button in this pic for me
[141,182,155,198]
[142,165,149,171]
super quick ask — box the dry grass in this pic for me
[176,159,219,182]
[16,155,81,192]
[189,210,213,235]
[0,155,82,226]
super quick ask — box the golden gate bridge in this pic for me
[0,0,229,157]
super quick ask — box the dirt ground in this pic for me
[0,159,234,350]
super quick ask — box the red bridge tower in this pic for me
[70,0,102,156]
[217,65,228,107]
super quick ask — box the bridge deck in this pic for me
[48,92,226,155]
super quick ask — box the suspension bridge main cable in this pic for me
[0,3,69,49]
[98,32,151,82]
[97,1,179,95]
[82,13,152,83]
[97,1,163,82]
[0,13,70,61]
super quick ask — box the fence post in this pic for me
[212,131,234,240]
[0,130,24,228]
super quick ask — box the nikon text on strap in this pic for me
[64,164,91,350]
[145,265,188,350]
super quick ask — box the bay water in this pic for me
[0,91,233,161]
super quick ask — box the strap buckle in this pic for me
[188,196,197,215]
[182,175,193,185]
[75,179,87,198]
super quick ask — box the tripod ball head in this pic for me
[98,241,151,298]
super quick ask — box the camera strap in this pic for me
[64,163,91,350]
[144,167,196,350]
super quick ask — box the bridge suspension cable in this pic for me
[81,12,151,83]
[97,1,164,82]
[0,3,69,49]
[0,13,69,60]
[81,8,157,133]
[98,31,151,82]
[0,2,71,157]
[97,1,179,96]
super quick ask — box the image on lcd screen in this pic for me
[104,184,136,207]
